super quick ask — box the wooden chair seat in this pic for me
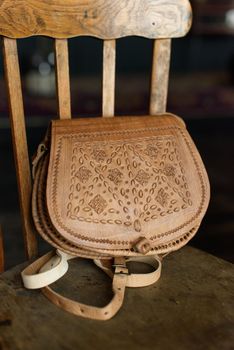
[0,246,234,349]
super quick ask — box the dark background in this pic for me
[0,0,234,268]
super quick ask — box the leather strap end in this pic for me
[21,251,69,289]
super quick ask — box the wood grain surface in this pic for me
[2,38,38,259]
[1,1,192,262]
[0,226,4,272]
[55,39,71,119]
[0,247,233,349]
[102,40,116,117]
[0,0,192,39]
[150,39,171,114]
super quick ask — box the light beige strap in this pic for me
[21,251,162,320]
[122,256,161,287]
[21,250,74,289]
[42,260,128,321]
[22,252,128,321]
[94,256,162,288]
[42,256,161,320]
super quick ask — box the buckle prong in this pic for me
[112,263,126,269]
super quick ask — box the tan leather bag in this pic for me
[22,114,210,320]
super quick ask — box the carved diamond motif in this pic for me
[163,164,176,177]
[75,166,92,183]
[89,194,107,214]
[156,188,169,207]
[92,149,107,162]
[108,168,123,185]
[135,170,150,185]
[145,143,162,158]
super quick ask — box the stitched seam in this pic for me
[50,126,208,245]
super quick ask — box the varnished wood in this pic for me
[0,0,192,39]
[102,40,116,117]
[0,247,234,348]
[0,226,4,273]
[150,39,171,114]
[3,38,38,259]
[55,39,71,119]
[1,1,193,267]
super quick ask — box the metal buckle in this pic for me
[112,263,126,268]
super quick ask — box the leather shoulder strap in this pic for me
[21,251,161,320]
[21,251,70,289]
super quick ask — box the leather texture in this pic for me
[33,114,210,257]
[22,251,162,320]
[22,113,210,320]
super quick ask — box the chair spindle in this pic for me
[150,39,171,115]
[102,39,116,117]
[55,39,71,119]
[3,37,38,259]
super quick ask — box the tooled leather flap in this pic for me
[46,114,210,251]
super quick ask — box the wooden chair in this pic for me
[1,0,192,262]
[1,3,234,348]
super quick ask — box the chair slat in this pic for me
[0,226,4,272]
[150,39,171,115]
[55,39,71,119]
[102,40,116,117]
[3,38,38,259]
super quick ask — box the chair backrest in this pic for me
[0,0,192,260]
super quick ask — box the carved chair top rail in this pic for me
[0,0,192,39]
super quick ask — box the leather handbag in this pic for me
[21,114,210,320]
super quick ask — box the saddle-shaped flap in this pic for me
[46,114,210,254]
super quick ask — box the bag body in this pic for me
[22,114,210,320]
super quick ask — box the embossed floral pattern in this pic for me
[108,168,123,185]
[145,143,162,158]
[156,188,169,207]
[92,149,107,162]
[88,194,107,214]
[163,164,176,177]
[68,135,192,228]
[135,170,150,185]
[75,166,92,183]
